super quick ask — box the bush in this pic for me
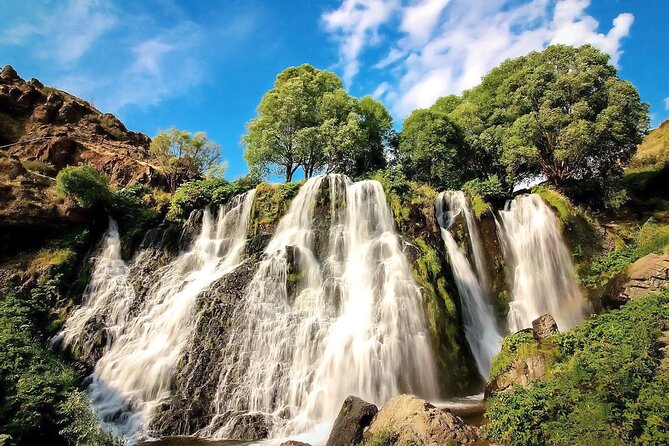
[167,175,260,221]
[0,287,119,445]
[462,176,506,201]
[485,290,669,445]
[55,165,111,209]
[58,391,122,446]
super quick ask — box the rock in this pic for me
[364,394,479,445]
[532,314,558,340]
[485,353,548,397]
[280,442,312,446]
[326,395,378,446]
[0,65,19,81]
[606,253,669,306]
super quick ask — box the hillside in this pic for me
[0,65,162,255]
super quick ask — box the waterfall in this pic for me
[203,175,438,444]
[54,218,135,359]
[435,191,503,380]
[497,194,587,332]
[59,190,256,441]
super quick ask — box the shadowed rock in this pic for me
[532,314,558,340]
[326,396,378,446]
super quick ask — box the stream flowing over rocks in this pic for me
[56,175,587,445]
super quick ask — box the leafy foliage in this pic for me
[485,290,669,445]
[55,165,111,209]
[0,292,119,445]
[150,127,222,192]
[243,65,394,181]
[167,175,260,221]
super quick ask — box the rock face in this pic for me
[0,65,160,255]
[0,64,156,186]
[364,394,480,445]
[532,314,559,340]
[606,253,669,306]
[326,396,378,446]
[485,351,549,397]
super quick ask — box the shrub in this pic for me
[485,290,669,445]
[55,165,111,209]
[167,175,261,221]
[58,391,122,446]
[21,160,57,177]
[462,176,506,201]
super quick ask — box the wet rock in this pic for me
[364,394,480,445]
[532,314,558,340]
[326,395,378,446]
[280,442,312,446]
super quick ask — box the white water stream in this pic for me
[435,191,503,380]
[58,190,256,441]
[497,194,588,331]
[203,175,438,444]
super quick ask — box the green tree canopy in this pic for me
[150,127,222,192]
[448,44,649,203]
[243,64,393,181]
[397,107,466,189]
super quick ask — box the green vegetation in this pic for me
[485,289,669,445]
[55,165,111,209]
[167,175,260,221]
[357,429,398,446]
[250,180,304,233]
[150,127,223,192]
[243,64,393,181]
[581,218,669,290]
[21,160,57,177]
[397,107,465,189]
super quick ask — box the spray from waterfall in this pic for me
[435,191,503,380]
[497,194,587,331]
[203,175,438,443]
[58,190,256,441]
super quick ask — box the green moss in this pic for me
[250,180,304,234]
[21,160,57,177]
[357,429,398,446]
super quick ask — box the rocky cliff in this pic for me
[0,65,161,255]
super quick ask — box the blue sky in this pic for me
[1,0,668,179]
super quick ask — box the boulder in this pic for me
[485,353,549,397]
[364,394,479,445]
[0,65,19,81]
[326,395,378,446]
[532,314,558,340]
[280,442,311,446]
[606,253,669,306]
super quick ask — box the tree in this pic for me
[398,108,466,189]
[352,96,394,177]
[449,44,649,202]
[150,127,222,192]
[243,65,393,181]
[243,64,342,182]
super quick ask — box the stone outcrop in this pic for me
[0,65,161,255]
[486,315,559,397]
[326,396,378,446]
[532,314,559,340]
[605,253,669,306]
[364,394,480,445]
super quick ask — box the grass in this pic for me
[21,160,57,177]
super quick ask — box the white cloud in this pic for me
[665,97,669,110]
[322,0,399,85]
[1,1,255,113]
[2,0,117,65]
[323,0,635,117]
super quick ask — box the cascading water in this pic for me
[203,175,439,444]
[435,191,503,380]
[497,194,587,331]
[58,190,256,441]
[54,218,135,359]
